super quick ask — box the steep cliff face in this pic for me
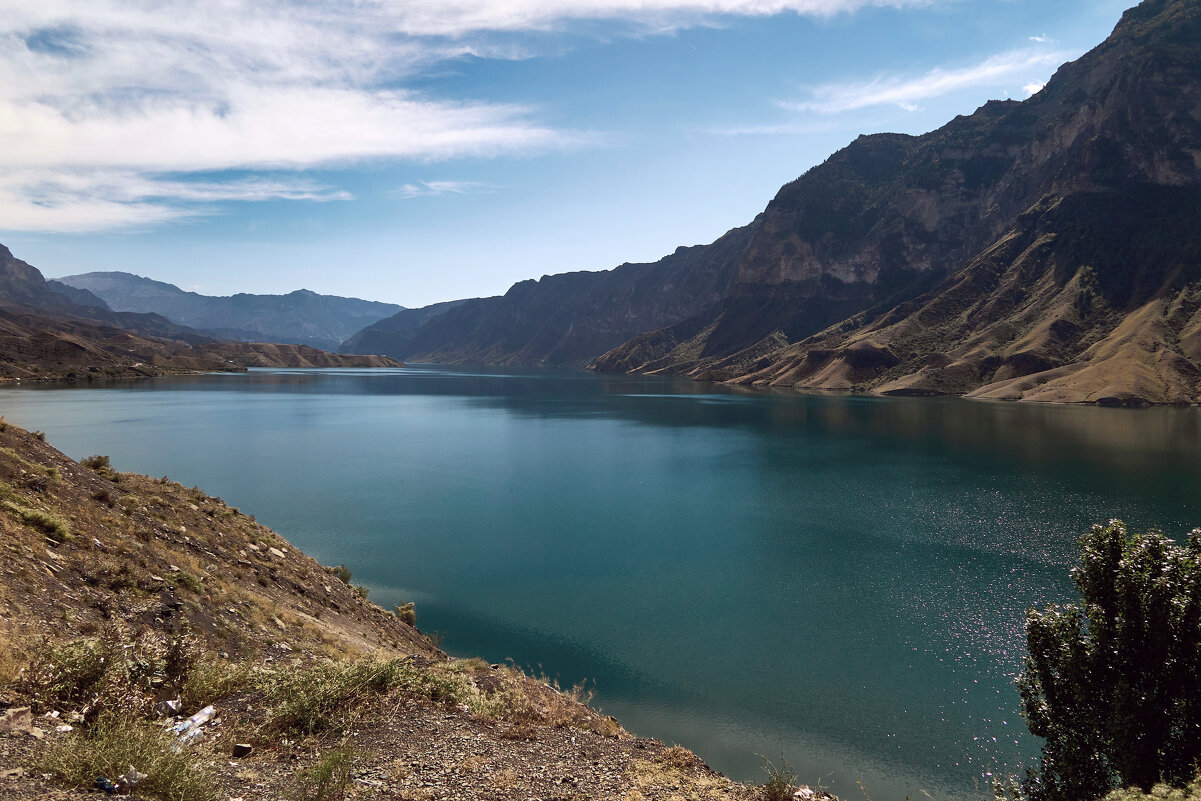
[595,0,1201,404]
[342,223,755,367]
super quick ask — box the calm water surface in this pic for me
[3,366,1200,799]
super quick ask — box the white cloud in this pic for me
[0,0,943,233]
[393,181,496,199]
[1023,81,1047,96]
[1029,34,1052,43]
[782,48,1073,114]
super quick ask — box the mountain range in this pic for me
[54,271,402,352]
[8,0,1197,404]
[341,0,1201,405]
[0,246,398,379]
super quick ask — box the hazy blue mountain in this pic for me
[58,271,403,351]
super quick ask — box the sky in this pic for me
[0,0,1134,308]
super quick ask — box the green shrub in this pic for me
[329,563,352,584]
[174,569,204,594]
[81,454,111,470]
[36,715,218,801]
[395,602,416,626]
[1019,521,1201,801]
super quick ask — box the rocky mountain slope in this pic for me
[0,421,770,801]
[594,0,1201,405]
[56,271,402,352]
[340,224,754,367]
[0,247,400,380]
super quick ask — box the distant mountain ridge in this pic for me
[340,224,754,366]
[0,247,400,380]
[57,271,402,352]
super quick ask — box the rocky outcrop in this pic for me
[595,0,1201,404]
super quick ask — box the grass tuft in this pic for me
[1,500,71,542]
[760,754,799,801]
[291,745,356,801]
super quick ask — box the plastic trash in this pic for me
[116,766,146,791]
[157,698,182,717]
[94,776,117,794]
[171,705,215,736]
[179,727,205,746]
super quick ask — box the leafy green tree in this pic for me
[1018,521,1201,801]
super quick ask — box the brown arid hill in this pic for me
[0,422,778,801]
[592,0,1201,406]
[0,307,399,382]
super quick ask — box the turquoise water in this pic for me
[3,366,1200,799]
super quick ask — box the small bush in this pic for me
[175,570,204,594]
[353,584,369,600]
[36,715,219,801]
[81,454,111,470]
[759,755,798,801]
[658,745,700,770]
[19,629,199,718]
[395,602,416,626]
[329,564,352,584]
[291,745,356,801]
[181,660,254,711]
[31,430,45,441]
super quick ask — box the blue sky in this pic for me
[0,0,1132,307]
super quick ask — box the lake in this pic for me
[2,366,1199,799]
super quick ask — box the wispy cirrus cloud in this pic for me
[0,169,352,232]
[393,181,497,200]
[0,0,946,232]
[781,47,1073,114]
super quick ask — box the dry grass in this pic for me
[626,757,754,801]
[1105,781,1201,801]
[490,769,519,790]
[35,715,220,801]
[291,745,356,801]
[0,625,28,686]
